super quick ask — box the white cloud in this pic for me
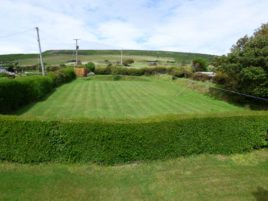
[0,0,267,55]
[97,21,144,49]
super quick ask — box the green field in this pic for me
[0,49,215,66]
[14,54,177,67]
[18,76,245,119]
[0,150,267,201]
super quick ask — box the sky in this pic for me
[0,0,267,55]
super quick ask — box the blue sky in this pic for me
[0,0,267,55]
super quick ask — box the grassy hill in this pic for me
[0,50,216,66]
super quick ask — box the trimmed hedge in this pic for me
[95,66,189,76]
[0,113,267,164]
[0,68,76,113]
[48,67,76,87]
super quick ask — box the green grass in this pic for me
[17,76,245,119]
[0,150,267,201]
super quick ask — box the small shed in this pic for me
[199,72,216,78]
[148,61,158,66]
[75,67,88,77]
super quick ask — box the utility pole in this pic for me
[120,49,123,65]
[35,27,45,76]
[74,39,80,66]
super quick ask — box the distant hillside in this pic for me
[0,50,216,66]
[0,54,38,64]
[44,50,216,61]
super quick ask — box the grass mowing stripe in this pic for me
[83,79,92,117]
[68,80,84,118]
[103,82,125,118]
[167,85,213,113]
[130,81,173,113]
[134,81,190,114]
[97,81,111,118]
[106,82,128,117]
[18,77,246,119]
[166,81,237,113]
[61,82,80,117]
[77,80,89,118]
[171,80,243,112]
[116,81,156,117]
[91,80,98,116]
[111,81,142,118]
[99,82,121,118]
[142,81,196,113]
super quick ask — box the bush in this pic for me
[46,66,60,72]
[48,67,76,87]
[94,66,194,78]
[95,66,112,75]
[0,73,13,78]
[169,68,193,78]
[123,58,134,66]
[0,68,76,113]
[113,75,122,81]
[192,58,207,72]
[0,113,267,164]
[85,62,95,72]
[213,71,231,85]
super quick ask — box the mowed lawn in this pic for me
[0,150,267,201]
[18,76,245,119]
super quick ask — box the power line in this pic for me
[186,80,268,102]
[210,86,268,102]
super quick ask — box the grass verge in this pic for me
[0,150,267,201]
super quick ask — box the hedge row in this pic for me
[0,114,267,164]
[0,68,76,113]
[95,66,192,77]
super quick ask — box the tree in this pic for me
[192,58,207,72]
[214,23,268,99]
[123,58,134,66]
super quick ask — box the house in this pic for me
[199,72,216,78]
[0,66,16,76]
[147,61,158,66]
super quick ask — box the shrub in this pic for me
[169,68,185,78]
[48,67,76,87]
[0,68,76,113]
[0,73,12,78]
[94,66,193,77]
[113,75,122,81]
[123,58,134,66]
[60,64,66,67]
[85,62,95,72]
[95,66,112,75]
[46,66,60,72]
[192,58,207,72]
[0,113,267,164]
[213,71,231,85]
